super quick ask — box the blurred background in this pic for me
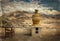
[0,0,60,41]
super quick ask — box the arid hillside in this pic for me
[2,11,60,28]
[0,11,60,41]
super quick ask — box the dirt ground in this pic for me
[1,33,60,41]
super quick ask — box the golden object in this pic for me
[32,9,40,25]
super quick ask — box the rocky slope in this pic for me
[0,11,60,41]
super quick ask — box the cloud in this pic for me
[2,1,60,15]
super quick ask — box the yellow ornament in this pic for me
[32,9,40,25]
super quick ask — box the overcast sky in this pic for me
[1,0,60,11]
[0,0,60,15]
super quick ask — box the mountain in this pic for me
[2,11,32,28]
[2,10,60,29]
[1,10,60,41]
